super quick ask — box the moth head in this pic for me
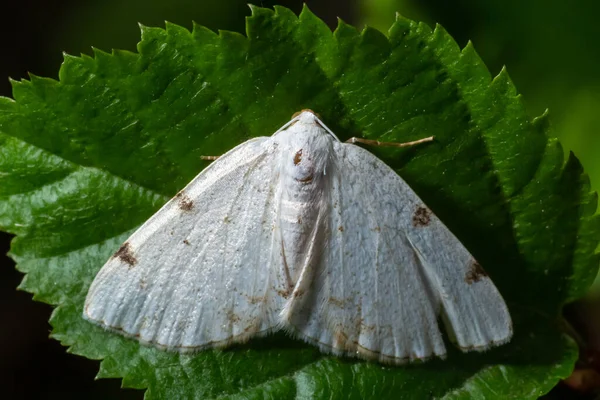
[292,109,320,124]
[292,109,321,120]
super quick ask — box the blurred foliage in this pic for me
[46,0,348,62]
[51,0,249,52]
[360,0,600,291]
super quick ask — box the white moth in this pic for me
[84,110,512,364]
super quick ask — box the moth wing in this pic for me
[284,142,512,364]
[84,137,288,351]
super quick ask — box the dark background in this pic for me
[1,0,599,398]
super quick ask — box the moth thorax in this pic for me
[289,148,316,184]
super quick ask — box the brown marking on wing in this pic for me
[354,301,377,333]
[175,191,194,211]
[280,317,442,364]
[243,318,261,334]
[360,323,377,333]
[334,330,349,347]
[113,242,137,267]
[294,149,303,165]
[372,226,381,232]
[465,260,488,284]
[276,288,291,299]
[280,241,293,290]
[328,297,345,308]
[354,342,414,363]
[293,288,305,298]
[226,310,241,324]
[412,206,431,227]
[183,239,190,245]
[296,174,313,183]
[247,296,265,305]
[338,226,344,232]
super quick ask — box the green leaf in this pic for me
[1,5,598,399]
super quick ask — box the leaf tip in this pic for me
[532,108,551,132]
[360,25,388,42]
[334,16,357,36]
[27,72,40,81]
[394,11,408,22]
[461,40,478,58]
[492,66,517,95]
[272,4,296,18]
[432,22,445,34]
[138,22,153,38]
[91,46,112,61]
[247,3,269,17]
[301,2,312,14]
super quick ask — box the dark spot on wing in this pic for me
[247,295,265,305]
[465,260,488,284]
[113,242,137,267]
[176,191,194,211]
[294,149,303,165]
[183,239,190,245]
[227,310,241,324]
[334,330,349,346]
[296,174,313,183]
[412,206,431,227]
[360,323,376,333]
[242,317,262,334]
[328,297,345,308]
[338,226,344,232]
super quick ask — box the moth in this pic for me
[84,110,512,364]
